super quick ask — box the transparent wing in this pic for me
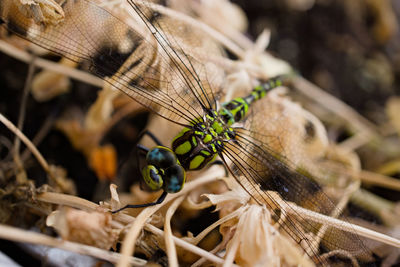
[0,0,224,125]
[221,98,372,264]
[126,0,225,109]
[238,92,330,177]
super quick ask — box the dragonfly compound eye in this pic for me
[143,146,185,193]
[146,146,178,168]
[163,164,186,193]
[142,165,163,191]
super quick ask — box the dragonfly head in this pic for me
[142,146,186,193]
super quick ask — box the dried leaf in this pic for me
[31,58,75,102]
[386,97,400,137]
[84,82,119,132]
[55,116,95,155]
[46,207,119,250]
[48,165,76,195]
[88,144,117,180]
[284,0,315,11]
[197,0,248,32]
[18,0,64,25]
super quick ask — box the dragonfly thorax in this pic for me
[172,113,234,171]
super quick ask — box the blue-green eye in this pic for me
[146,146,178,168]
[163,164,185,193]
[142,165,163,191]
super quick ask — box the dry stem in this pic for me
[164,195,185,267]
[0,40,103,87]
[0,112,50,174]
[0,224,146,266]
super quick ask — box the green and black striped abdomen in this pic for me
[220,77,284,125]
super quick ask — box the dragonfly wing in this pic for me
[238,91,330,178]
[126,1,226,110]
[221,96,372,264]
[0,0,224,125]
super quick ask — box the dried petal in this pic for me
[109,184,121,212]
[227,205,314,267]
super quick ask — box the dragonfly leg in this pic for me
[138,130,163,146]
[111,191,168,213]
[135,130,163,161]
[117,133,151,171]
[137,143,149,153]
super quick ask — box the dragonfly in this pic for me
[0,0,374,265]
